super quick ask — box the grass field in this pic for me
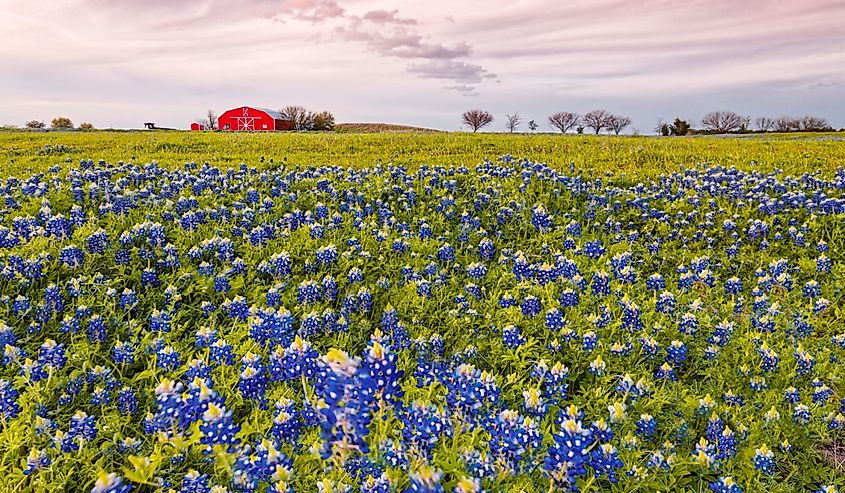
[2,130,844,177]
[0,130,844,493]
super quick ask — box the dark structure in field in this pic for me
[218,106,294,131]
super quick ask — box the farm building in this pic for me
[218,106,294,131]
[189,122,205,131]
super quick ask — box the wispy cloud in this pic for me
[361,9,417,25]
[279,1,496,93]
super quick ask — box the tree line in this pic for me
[462,109,835,135]
[657,111,833,135]
[24,117,94,130]
[463,109,633,134]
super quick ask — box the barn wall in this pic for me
[275,119,295,131]
[218,107,276,131]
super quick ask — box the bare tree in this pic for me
[205,110,218,130]
[798,115,830,131]
[582,110,612,134]
[775,116,799,132]
[505,113,521,133]
[700,111,744,133]
[25,120,45,129]
[755,117,775,131]
[280,105,315,131]
[608,115,632,135]
[461,109,494,132]
[548,112,580,133]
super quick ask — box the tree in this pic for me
[548,112,580,133]
[755,117,775,132]
[312,111,336,131]
[582,110,612,134]
[51,117,74,129]
[700,111,744,133]
[25,120,45,129]
[528,120,538,133]
[505,113,521,133]
[461,109,494,132]
[205,110,218,130]
[775,116,799,132]
[798,115,830,131]
[669,118,690,136]
[280,105,315,131]
[608,114,632,135]
[78,122,94,130]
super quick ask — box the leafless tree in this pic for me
[548,112,580,133]
[700,111,745,133]
[775,116,799,132]
[608,115,632,135]
[755,117,775,131]
[205,110,218,130]
[462,109,494,132]
[582,109,613,134]
[280,105,316,131]
[505,113,521,133]
[798,115,830,131]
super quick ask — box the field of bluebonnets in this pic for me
[0,131,844,492]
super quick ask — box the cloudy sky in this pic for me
[1,0,844,131]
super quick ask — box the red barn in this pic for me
[190,122,204,131]
[218,106,294,131]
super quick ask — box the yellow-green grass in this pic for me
[1,130,843,178]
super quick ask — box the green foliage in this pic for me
[50,117,74,129]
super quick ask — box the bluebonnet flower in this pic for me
[199,403,241,451]
[752,444,776,474]
[793,404,811,425]
[583,240,605,259]
[545,418,594,490]
[91,472,133,493]
[590,443,624,483]
[0,379,21,420]
[655,362,677,381]
[656,290,676,314]
[502,325,525,349]
[635,414,657,440]
[23,448,51,475]
[155,345,180,371]
[709,476,742,493]
[239,353,269,404]
[545,308,566,331]
[666,340,688,366]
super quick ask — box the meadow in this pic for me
[0,130,843,493]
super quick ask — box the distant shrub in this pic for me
[51,117,74,129]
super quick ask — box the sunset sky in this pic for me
[2,0,843,131]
